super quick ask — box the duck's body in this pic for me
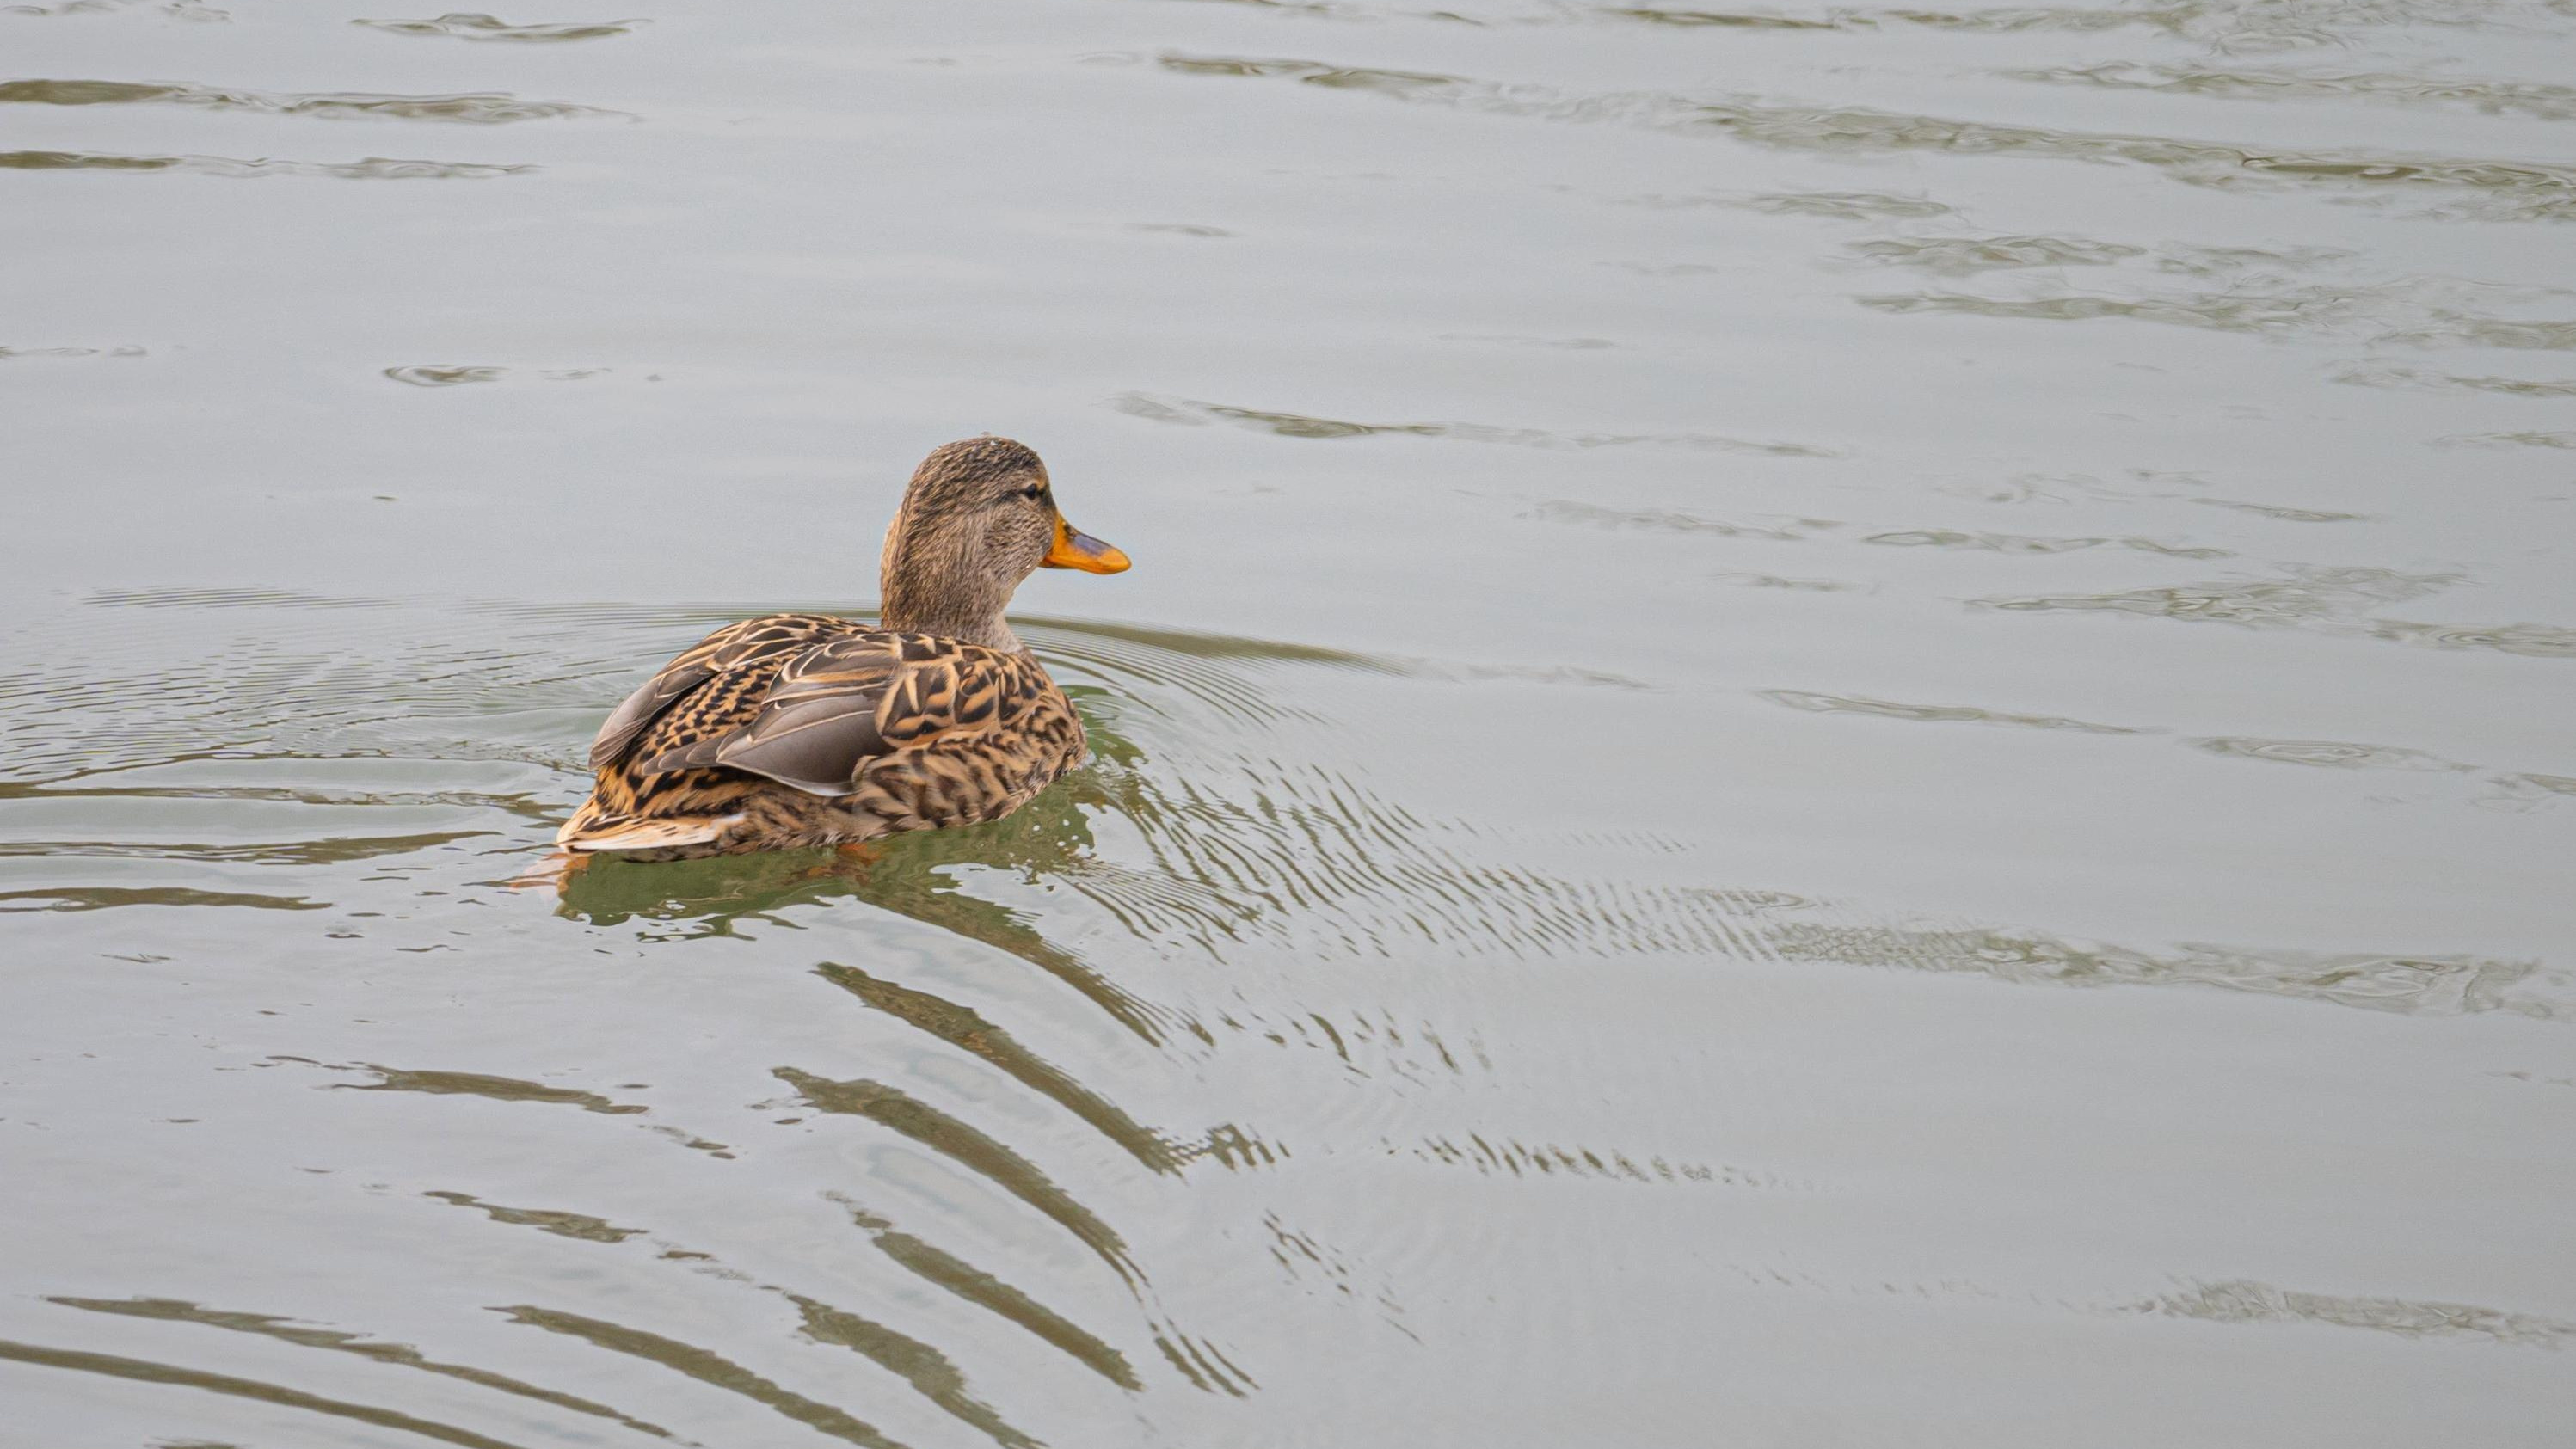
[557,438,1127,862]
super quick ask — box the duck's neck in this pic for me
[878,526,1025,653]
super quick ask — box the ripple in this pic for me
[2188,735,2469,771]
[778,1073,1251,1396]
[1437,331,1617,348]
[2482,772,2576,811]
[1857,284,2396,339]
[2434,430,2576,449]
[427,1182,1091,1435]
[777,1067,1145,1287]
[1532,500,1838,540]
[2381,316,2576,351]
[499,1306,906,1448]
[1972,565,2455,629]
[1694,188,1956,219]
[2138,1280,2576,1346]
[2335,364,2576,397]
[0,1337,532,1449]
[325,1062,650,1114]
[384,364,505,385]
[47,1295,674,1440]
[0,150,531,179]
[1143,52,2576,221]
[0,343,144,359]
[1763,918,2567,1020]
[788,1294,1042,1449]
[1761,688,2149,734]
[1595,0,2563,52]
[0,884,325,912]
[0,78,618,123]
[1714,571,1865,591]
[422,1190,644,1243]
[1113,391,1835,456]
[2001,61,2576,122]
[381,362,607,385]
[831,1195,1143,1391]
[1402,1133,1757,1185]
[1983,568,2576,660]
[1846,234,2145,274]
[2366,617,2576,660]
[354,12,644,40]
[815,961,1184,1173]
[2189,496,2371,522]
[1864,527,2228,558]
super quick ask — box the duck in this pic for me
[556,435,1129,861]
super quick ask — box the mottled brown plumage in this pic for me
[557,438,1128,861]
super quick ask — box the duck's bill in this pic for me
[1043,520,1130,574]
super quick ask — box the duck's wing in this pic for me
[587,612,846,771]
[634,631,1042,797]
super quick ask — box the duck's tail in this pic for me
[556,796,735,853]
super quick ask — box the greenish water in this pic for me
[4,2,2573,1445]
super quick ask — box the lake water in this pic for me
[4,2,2574,1445]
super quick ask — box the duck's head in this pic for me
[878,436,1128,650]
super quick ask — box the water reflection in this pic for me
[0,1337,538,1449]
[49,1296,677,1440]
[497,1306,907,1449]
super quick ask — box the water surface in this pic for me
[3,1,2573,1445]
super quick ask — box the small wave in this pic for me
[1846,234,2144,274]
[2335,365,2576,397]
[1532,500,1839,539]
[0,150,530,178]
[2434,430,2576,449]
[1113,391,1836,456]
[1977,568,2573,660]
[2188,735,2472,771]
[499,1305,908,1448]
[1857,284,2395,340]
[831,1194,1144,1391]
[1761,688,2149,734]
[1595,0,2560,52]
[2001,60,2576,122]
[1763,918,2567,1020]
[354,12,645,41]
[0,1336,542,1449]
[2189,496,2371,522]
[0,77,618,123]
[2367,617,2576,660]
[52,1293,675,1436]
[384,364,505,385]
[1972,564,2456,629]
[2136,1280,2576,1347]
[1140,52,2576,222]
[1864,526,2227,558]
[1674,188,1956,219]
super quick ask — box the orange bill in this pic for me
[1042,518,1131,574]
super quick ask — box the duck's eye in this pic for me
[1019,485,1047,502]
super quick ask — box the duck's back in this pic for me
[560,612,1085,857]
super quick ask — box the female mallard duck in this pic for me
[556,436,1128,861]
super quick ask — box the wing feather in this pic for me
[617,629,1042,799]
[586,612,843,770]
